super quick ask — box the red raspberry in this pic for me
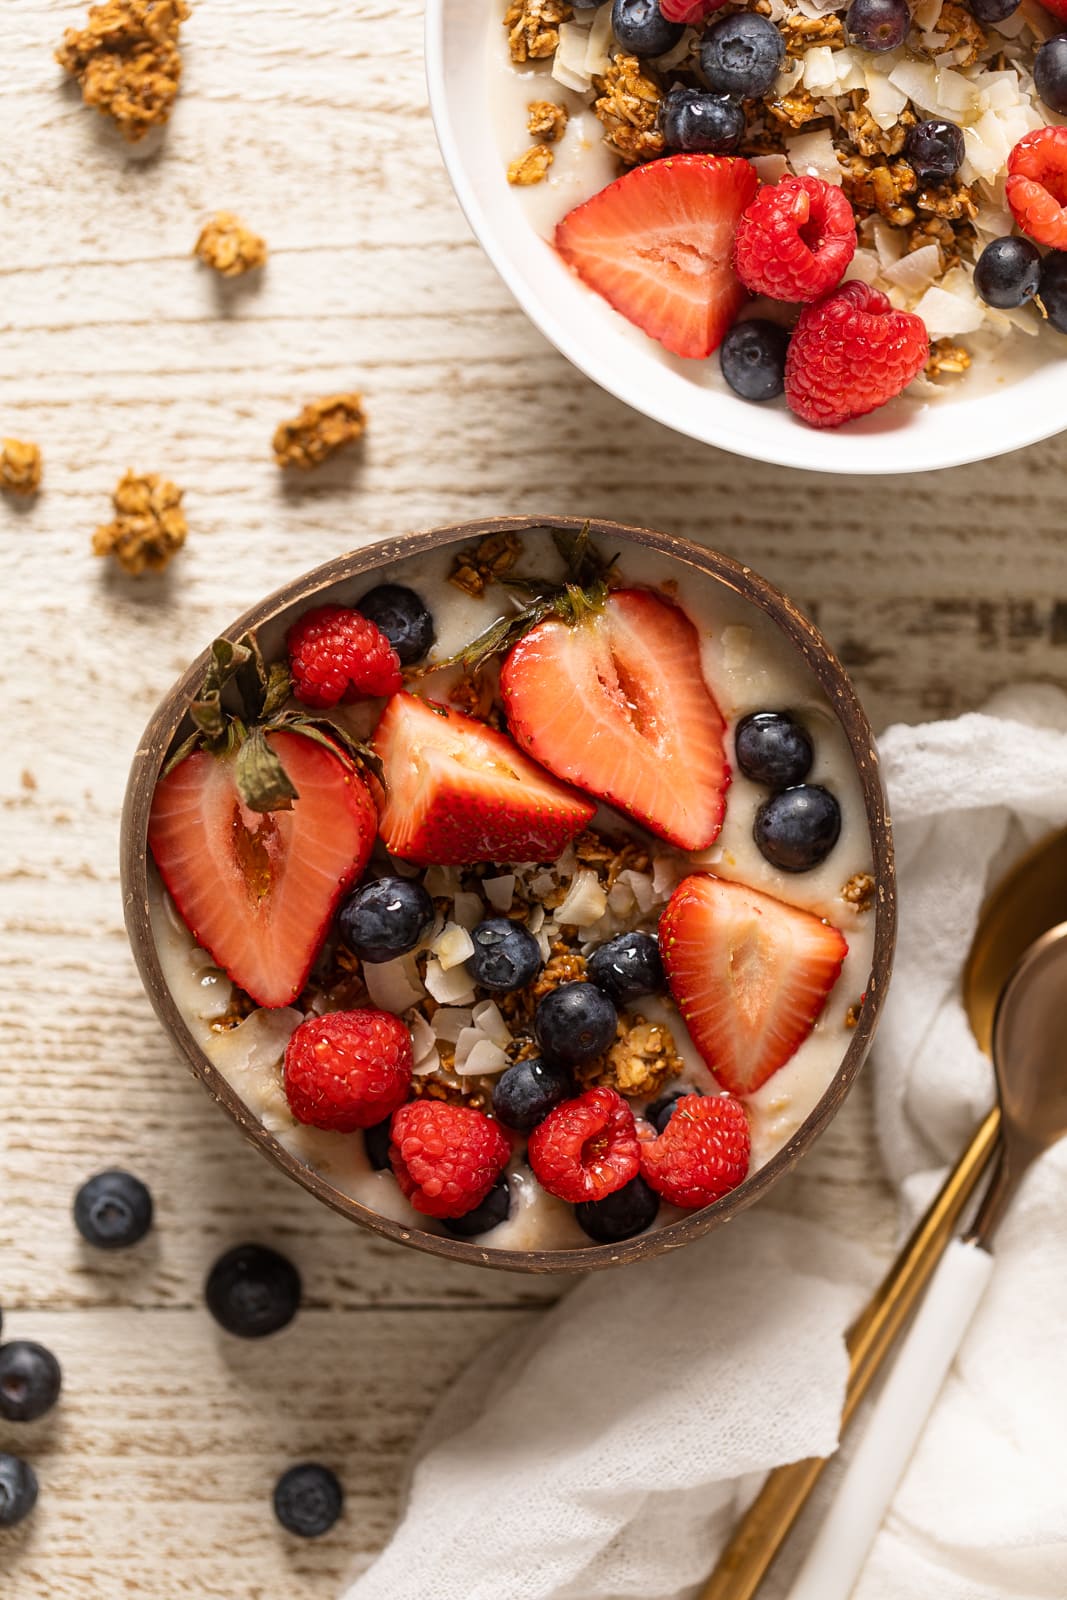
[1039,0,1067,17]
[734,176,856,303]
[283,1009,412,1131]
[287,605,402,708]
[389,1101,511,1219]
[639,1094,750,1209]
[784,281,928,429]
[527,1087,640,1204]
[660,0,729,21]
[1006,127,1067,250]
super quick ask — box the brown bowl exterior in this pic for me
[121,516,896,1273]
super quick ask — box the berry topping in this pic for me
[554,155,758,360]
[535,982,619,1067]
[0,1342,62,1422]
[734,710,814,789]
[493,1056,574,1133]
[1035,35,1067,116]
[645,1084,703,1133]
[611,0,685,55]
[1006,127,1067,250]
[660,0,730,16]
[639,1094,750,1209]
[442,1175,514,1237]
[205,1244,302,1339]
[149,730,377,1009]
[660,874,847,1095]
[845,0,909,50]
[283,1010,413,1132]
[286,604,402,708]
[754,784,841,871]
[527,1087,641,1203]
[903,119,965,185]
[468,917,543,993]
[501,589,731,851]
[364,1117,393,1170]
[969,0,1020,19]
[585,931,664,1005]
[719,318,790,401]
[390,1101,511,1219]
[273,1464,344,1538]
[371,693,595,866]
[784,281,929,429]
[0,1455,38,1529]
[73,1169,154,1250]
[700,13,784,98]
[1037,0,1067,19]
[973,235,1042,309]
[661,86,745,155]
[575,1173,660,1242]
[1039,250,1067,332]
[356,583,435,666]
[733,175,856,303]
[337,876,435,964]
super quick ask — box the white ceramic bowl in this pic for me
[426,0,1067,475]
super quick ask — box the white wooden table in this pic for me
[2,3,1065,1594]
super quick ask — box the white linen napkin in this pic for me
[342,686,1067,1600]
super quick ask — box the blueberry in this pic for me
[73,1169,153,1250]
[0,1455,38,1529]
[903,119,965,184]
[273,1463,344,1538]
[585,932,664,1005]
[467,917,542,993]
[0,1341,62,1423]
[492,1056,573,1133]
[356,584,434,665]
[338,876,434,964]
[661,86,745,154]
[442,1175,513,1237]
[973,236,1042,310]
[205,1244,301,1339]
[735,711,814,788]
[845,0,910,52]
[754,785,841,872]
[644,1085,702,1133]
[700,14,784,99]
[535,982,618,1067]
[1039,251,1067,334]
[363,1118,393,1171]
[969,0,1020,20]
[1035,35,1067,116]
[576,1176,660,1243]
[611,0,685,57]
[719,320,790,403]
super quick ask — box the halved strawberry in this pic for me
[149,730,377,1008]
[499,588,729,851]
[371,692,595,866]
[660,873,848,1095]
[555,154,758,359]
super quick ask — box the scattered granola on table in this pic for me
[92,470,186,575]
[0,439,42,497]
[194,213,268,278]
[55,0,190,143]
[272,394,367,470]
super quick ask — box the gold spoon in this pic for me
[700,824,1067,1600]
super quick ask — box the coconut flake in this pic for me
[483,874,516,912]
[553,22,593,91]
[424,956,476,1006]
[844,248,884,286]
[424,864,461,897]
[364,952,426,1014]
[884,243,942,294]
[432,921,476,971]
[913,283,985,338]
[555,868,609,927]
[585,2,614,75]
[471,1000,513,1048]
[802,46,838,93]
[527,904,546,935]
[529,870,555,897]
[651,854,683,898]
[608,880,637,917]
[720,624,753,668]
[409,1012,440,1076]
[535,929,552,963]
[452,891,485,931]
[786,128,843,184]
[431,1006,473,1043]
[455,1038,510,1077]
[751,153,790,184]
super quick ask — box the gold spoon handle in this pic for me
[698,1107,1001,1600]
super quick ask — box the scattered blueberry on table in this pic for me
[0,1454,38,1530]
[73,1170,154,1250]
[0,1341,62,1424]
[205,1244,302,1339]
[273,1462,344,1538]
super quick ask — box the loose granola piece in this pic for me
[0,439,42,497]
[576,1012,683,1098]
[508,144,555,186]
[845,1001,862,1029]
[504,0,572,63]
[927,1,986,65]
[843,92,916,159]
[448,530,523,598]
[593,54,665,165]
[915,181,978,222]
[783,13,846,53]
[193,212,268,278]
[208,989,258,1033]
[839,153,918,226]
[840,871,876,912]
[765,86,825,132]
[272,394,367,470]
[448,669,496,720]
[925,338,972,379]
[55,0,189,143]
[496,941,587,1029]
[527,99,569,141]
[906,214,964,268]
[573,830,651,886]
[92,469,187,575]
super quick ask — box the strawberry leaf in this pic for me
[234,725,299,813]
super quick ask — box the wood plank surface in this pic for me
[1,2,1064,1595]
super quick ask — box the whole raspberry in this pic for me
[734,176,856,303]
[1006,127,1067,250]
[527,1086,641,1204]
[639,1093,750,1209]
[660,0,729,21]
[389,1101,511,1219]
[287,605,402,708]
[283,1010,412,1132]
[784,281,928,429]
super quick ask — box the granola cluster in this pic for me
[92,469,187,575]
[448,529,523,598]
[56,0,190,143]
[839,871,876,912]
[576,1013,683,1097]
[593,54,665,165]
[194,213,268,278]
[508,144,556,186]
[504,0,572,63]
[272,394,367,470]
[528,99,569,141]
[0,439,42,497]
